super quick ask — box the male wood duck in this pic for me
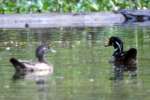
[10,45,53,74]
[105,36,137,73]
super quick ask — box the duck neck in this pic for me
[37,56,45,62]
[113,41,123,57]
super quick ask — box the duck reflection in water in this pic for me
[12,70,51,100]
[105,36,137,80]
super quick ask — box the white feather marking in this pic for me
[115,41,121,52]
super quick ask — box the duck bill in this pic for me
[104,38,110,47]
[49,48,56,53]
[46,44,56,53]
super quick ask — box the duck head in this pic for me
[36,44,56,62]
[36,45,49,62]
[105,36,124,57]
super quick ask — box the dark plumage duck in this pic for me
[10,45,53,74]
[105,36,137,72]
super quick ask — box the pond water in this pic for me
[0,26,150,100]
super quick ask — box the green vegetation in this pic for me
[0,0,150,14]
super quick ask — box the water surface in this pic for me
[0,26,150,100]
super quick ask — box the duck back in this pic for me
[125,48,137,60]
[124,48,137,71]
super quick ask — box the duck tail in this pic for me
[126,48,137,59]
[10,58,26,72]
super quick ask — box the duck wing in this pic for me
[124,48,137,61]
[124,48,137,71]
[127,48,137,58]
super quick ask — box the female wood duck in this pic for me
[10,45,53,74]
[105,36,137,72]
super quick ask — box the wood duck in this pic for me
[105,36,137,72]
[10,45,53,74]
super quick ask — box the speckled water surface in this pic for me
[0,25,150,100]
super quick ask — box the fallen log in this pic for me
[117,9,150,22]
[0,12,124,28]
